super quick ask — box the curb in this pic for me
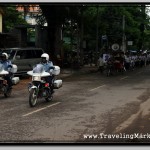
[58,66,98,79]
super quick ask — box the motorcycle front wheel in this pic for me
[29,88,38,107]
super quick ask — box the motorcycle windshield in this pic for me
[33,64,44,73]
[0,64,4,72]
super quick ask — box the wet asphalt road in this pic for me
[0,66,150,144]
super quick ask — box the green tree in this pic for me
[38,4,150,57]
[1,5,27,32]
[82,4,150,52]
[39,4,85,53]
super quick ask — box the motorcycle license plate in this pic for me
[33,76,41,81]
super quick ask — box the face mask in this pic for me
[41,58,47,63]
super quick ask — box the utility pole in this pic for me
[95,6,99,65]
[141,4,145,51]
[80,8,84,66]
[122,15,126,52]
[138,5,145,51]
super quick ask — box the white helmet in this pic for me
[2,52,9,59]
[41,53,49,61]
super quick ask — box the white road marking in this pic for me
[89,85,106,91]
[22,102,61,117]
[120,76,129,80]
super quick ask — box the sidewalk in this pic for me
[58,64,98,79]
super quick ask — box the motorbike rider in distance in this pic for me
[38,53,55,94]
[0,53,13,89]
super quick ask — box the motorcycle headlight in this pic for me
[32,76,41,81]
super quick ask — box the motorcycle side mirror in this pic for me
[15,55,20,60]
[49,66,55,70]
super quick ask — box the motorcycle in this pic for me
[0,64,18,97]
[27,64,62,107]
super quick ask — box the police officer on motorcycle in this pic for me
[0,53,13,89]
[40,53,55,94]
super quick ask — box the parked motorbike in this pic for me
[0,64,18,97]
[27,64,62,107]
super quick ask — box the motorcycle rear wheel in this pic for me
[29,88,38,107]
[45,90,53,102]
[4,86,12,98]
[45,96,53,102]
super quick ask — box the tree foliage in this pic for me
[1,5,27,32]
[80,5,150,51]
[39,4,150,55]
[1,4,150,53]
